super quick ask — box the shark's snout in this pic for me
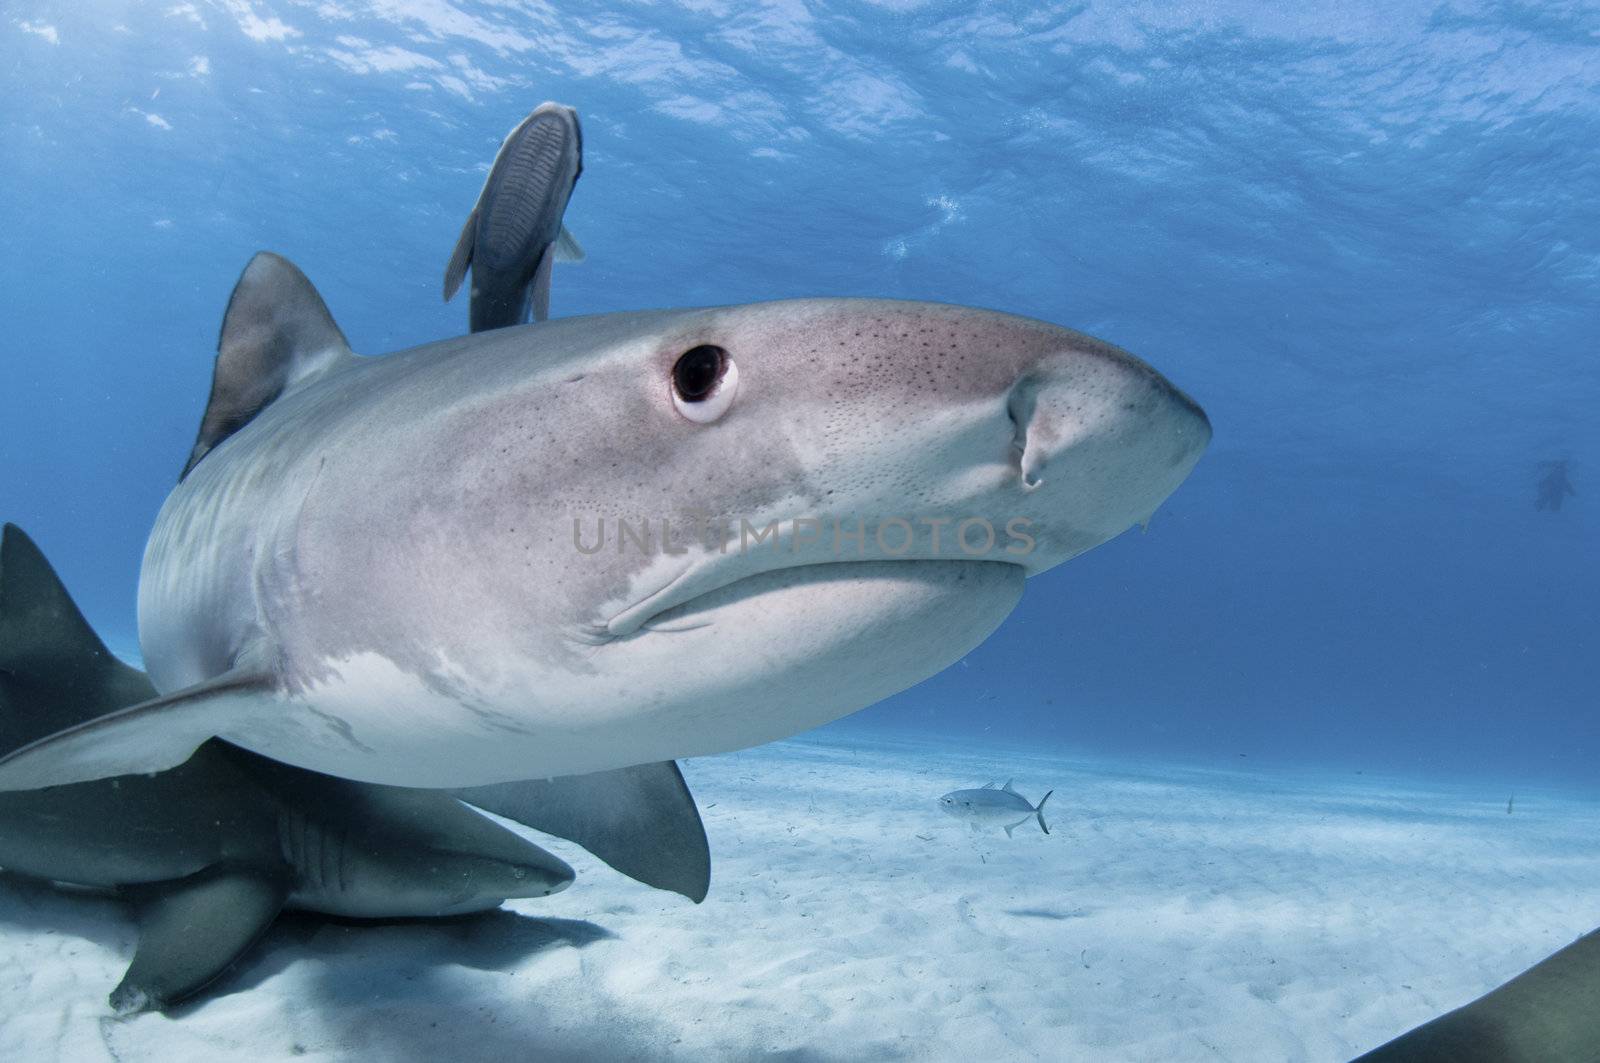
[509,850,576,898]
[1000,339,1210,566]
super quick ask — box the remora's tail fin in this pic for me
[443,208,477,303]
[1035,790,1053,835]
[553,225,585,262]
[528,245,554,323]
[0,524,159,757]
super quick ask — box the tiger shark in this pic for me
[0,251,1210,793]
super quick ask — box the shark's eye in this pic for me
[671,344,739,423]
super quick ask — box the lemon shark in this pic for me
[0,524,563,1012]
[0,522,713,1010]
[0,252,1210,794]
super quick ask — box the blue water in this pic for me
[2,1,1595,788]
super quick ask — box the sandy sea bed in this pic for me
[3,731,1599,1062]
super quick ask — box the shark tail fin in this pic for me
[1035,790,1053,835]
[0,524,159,757]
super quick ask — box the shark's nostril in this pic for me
[1007,375,1043,489]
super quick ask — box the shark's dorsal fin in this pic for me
[1002,779,1018,794]
[0,524,159,756]
[181,252,353,480]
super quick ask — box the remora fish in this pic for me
[444,101,585,329]
[0,252,1209,793]
[939,779,1053,837]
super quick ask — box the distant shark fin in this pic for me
[443,207,478,303]
[111,866,288,1014]
[454,760,711,903]
[1353,928,1600,1061]
[0,669,275,792]
[0,524,159,756]
[181,252,355,481]
[553,225,585,263]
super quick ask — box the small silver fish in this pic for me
[939,779,1053,837]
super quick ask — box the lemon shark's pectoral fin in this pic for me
[0,523,160,755]
[111,866,289,1015]
[0,671,276,792]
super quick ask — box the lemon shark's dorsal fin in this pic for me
[180,252,353,480]
[0,524,159,755]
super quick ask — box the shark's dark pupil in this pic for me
[673,345,726,401]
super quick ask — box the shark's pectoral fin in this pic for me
[454,760,711,903]
[443,207,478,302]
[0,671,274,792]
[528,244,555,323]
[553,225,585,263]
[111,865,287,1014]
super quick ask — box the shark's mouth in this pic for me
[607,558,1027,641]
